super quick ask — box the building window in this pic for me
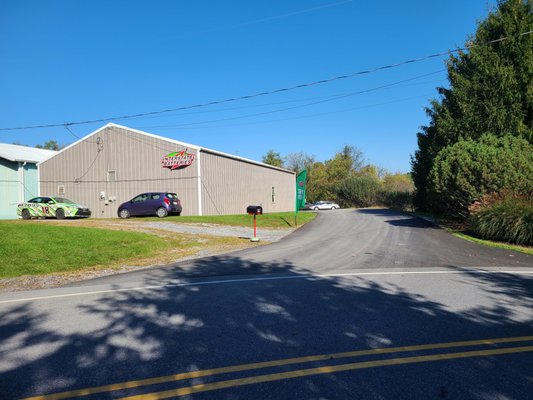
[272,186,275,203]
[107,170,116,182]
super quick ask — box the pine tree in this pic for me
[262,149,284,168]
[411,0,533,210]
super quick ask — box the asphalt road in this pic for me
[1,209,532,400]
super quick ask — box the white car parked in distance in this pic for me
[311,201,340,210]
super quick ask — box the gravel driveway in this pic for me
[143,221,294,242]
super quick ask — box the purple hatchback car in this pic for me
[117,192,182,218]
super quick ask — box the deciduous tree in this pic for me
[284,152,315,173]
[36,140,61,151]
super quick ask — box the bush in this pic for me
[428,134,533,219]
[470,197,533,245]
[337,176,414,209]
[380,191,413,211]
[337,176,381,207]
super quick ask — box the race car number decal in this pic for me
[42,206,50,214]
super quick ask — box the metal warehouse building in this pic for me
[0,143,56,219]
[39,124,295,218]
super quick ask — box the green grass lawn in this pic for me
[0,222,174,278]
[146,211,317,228]
[0,212,317,279]
[451,232,533,255]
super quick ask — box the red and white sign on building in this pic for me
[161,151,195,170]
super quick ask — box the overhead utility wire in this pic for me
[4,69,442,135]
[178,0,353,38]
[126,92,353,121]
[125,76,445,123]
[1,30,531,132]
[134,71,444,129]
[105,78,436,146]
[134,70,444,129]
[135,94,434,131]
[64,125,98,143]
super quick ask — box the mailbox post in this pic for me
[247,205,263,242]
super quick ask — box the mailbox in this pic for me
[247,205,263,215]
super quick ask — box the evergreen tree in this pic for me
[261,149,284,168]
[428,134,533,217]
[412,0,533,210]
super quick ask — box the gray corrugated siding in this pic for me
[39,126,199,218]
[200,150,295,215]
[40,125,295,218]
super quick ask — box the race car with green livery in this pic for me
[17,197,92,219]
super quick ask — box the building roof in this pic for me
[40,123,295,174]
[0,143,57,163]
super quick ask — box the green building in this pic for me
[0,143,56,219]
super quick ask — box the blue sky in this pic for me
[0,1,496,172]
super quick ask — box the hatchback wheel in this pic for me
[156,207,168,218]
[119,209,130,219]
[22,209,31,220]
[331,206,337,210]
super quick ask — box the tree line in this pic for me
[262,146,414,210]
[11,140,63,151]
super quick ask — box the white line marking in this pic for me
[0,269,532,305]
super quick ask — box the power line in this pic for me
[177,0,353,39]
[200,179,222,215]
[1,30,531,132]
[14,74,444,151]
[113,76,444,123]
[133,71,444,129]
[124,92,358,121]
[64,125,98,143]
[135,94,434,131]
[73,137,104,182]
[21,179,38,199]
[64,125,83,140]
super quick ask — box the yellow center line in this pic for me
[23,335,533,400]
[122,345,533,400]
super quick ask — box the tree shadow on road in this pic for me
[1,257,532,399]
[356,208,435,229]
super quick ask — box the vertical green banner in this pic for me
[295,169,307,214]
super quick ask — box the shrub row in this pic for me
[380,191,414,211]
[336,176,413,210]
[470,197,533,246]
